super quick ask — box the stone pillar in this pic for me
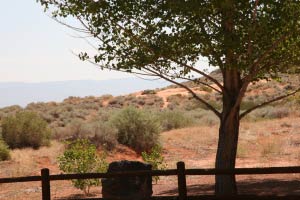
[102,160,152,200]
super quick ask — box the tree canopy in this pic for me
[38,0,300,194]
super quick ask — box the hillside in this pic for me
[0,78,169,108]
[0,72,299,131]
[0,72,300,199]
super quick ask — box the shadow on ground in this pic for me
[158,179,300,196]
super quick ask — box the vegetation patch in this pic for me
[112,107,160,152]
[142,145,167,183]
[58,139,108,195]
[1,111,51,149]
[0,139,10,161]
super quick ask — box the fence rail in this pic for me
[1,162,300,200]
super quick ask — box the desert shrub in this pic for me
[136,95,164,108]
[108,96,126,108]
[166,94,183,109]
[142,145,167,183]
[240,100,257,111]
[54,119,118,151]
[158,110,194,131]
[266,107,290,119]
[0,105,23,121]
[136,98,146,106]
[141,89,157,95]
[54,119,85,141]
[1,111,51,149]
[0,139,10,161]
[111,107,160,152]
[183,95,221,111]
[201,86,213,93]
[92,122,118,151]
[187,109,219,126]
[246,106,290,121]
[58,139,108,195]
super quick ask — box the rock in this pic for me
[102,160,152,200]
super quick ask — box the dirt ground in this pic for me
[1,117,300,199]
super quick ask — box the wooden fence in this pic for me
[1,161,300,200]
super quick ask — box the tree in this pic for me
[38,0,300,194]
[142,145,167,184]
[58,139,108,195]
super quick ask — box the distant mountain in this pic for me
[0,78,169,108]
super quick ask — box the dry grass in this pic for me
[161,116,300,168]
[1,117,300,199]
[0,141,64,177]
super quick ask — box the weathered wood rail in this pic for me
[1,161,300,200]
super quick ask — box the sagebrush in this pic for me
[1,111,51,149]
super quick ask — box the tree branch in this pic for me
[111,18,225,93]
[86,59,159,77]
[247,0,259,57]
[234,32,293,114]
[168,59,224,92]
[144,67,222,118]
[240,87,300,119]
[244,33,291,83]
[176,76,222,94]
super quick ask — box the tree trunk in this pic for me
[215,107,240,195]
[215,68,242,195]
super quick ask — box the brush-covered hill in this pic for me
[0,71,299,133]
[0,71,300,199]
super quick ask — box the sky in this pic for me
[0,1,130,83]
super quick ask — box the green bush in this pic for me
[1,111,51,149]
[92,122,118,151]
[0,139,10,161]
[142,145,167,184]
[158,110,194,131]
[111,107,160,152]
[58,139,108,195]
[54,119,118,151]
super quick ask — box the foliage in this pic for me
[245,106,291,121]
[158,110,194,131]
[37,0,300,194]
[1,111,51,149]
[0,139,10,161]
[58,139,108,195]
[54,120,118,151]
[91,121,118,151]
[142,145,167,184]
[111,107,160,152]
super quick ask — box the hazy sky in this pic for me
[0,1,130,83]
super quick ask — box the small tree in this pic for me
[0,139,10,161]
[1,111,51,149]
[142,145,167,184]
[58,139,108,195]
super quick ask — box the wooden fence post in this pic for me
[177,161,187,200]
[41,168,51,200]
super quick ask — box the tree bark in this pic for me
[214,0,242,195]
[215,68,242,195]
[215,108,240,195]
